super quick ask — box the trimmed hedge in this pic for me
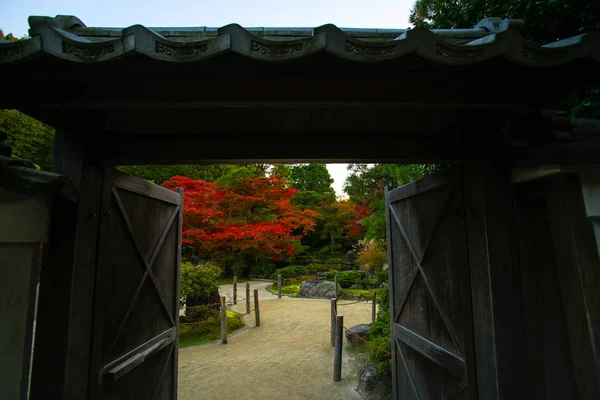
[338,270,362,288]
[307,263,344,274]
[249,261,276,279]
[270,265,308,280]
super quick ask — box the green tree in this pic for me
[343,164,441,240]
[0,109,55,170]
[290,164,336,203]
[409,0,599,44]
[409,1,600,119]
[117,164,238,185]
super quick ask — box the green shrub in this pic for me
[376,269,389,283]
[179,310,244,348]
[267,281,301,296]
[367,286,392,386]
[270,265,308,280]
[186,304,220,322]
[368,308,392,377]
[338,270,361,288]
[181,262,220,321]
[325,269,338,280]
[307,263,343,274]
[180,262,220,299]
[249,261,276,279]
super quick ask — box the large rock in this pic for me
[299,280,340,299]
[345,323,371,345]
[354,362,389,400]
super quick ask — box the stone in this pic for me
[299,280,340,299]
[350,284,362,289]
[345,250,358,265]
[345,323,371,345]
[354,362,389,400]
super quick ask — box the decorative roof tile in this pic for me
[0,15,598,66]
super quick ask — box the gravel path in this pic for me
[178,288,373,400]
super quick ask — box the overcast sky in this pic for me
[0,0,412,195]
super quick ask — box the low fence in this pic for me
[274,274,385,300]
[180,280,261,345]
[330,296,391,382]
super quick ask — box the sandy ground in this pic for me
[178,284,373,400]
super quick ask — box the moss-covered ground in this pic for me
[179,310,245,348]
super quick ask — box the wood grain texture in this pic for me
[386,167,475,400]
[546,174,600,399]
[86,169,181,400]
[514,181,578,400]
[30,133,105,400]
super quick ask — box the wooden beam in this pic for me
[462,165,531,399]
[30,131,107,400]
[546,173,600,399]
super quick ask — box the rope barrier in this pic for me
[337,300,371,306]
[180,319,217,327]
[342,325,391,355]
[183,302,222,310]
[331,303,390,355]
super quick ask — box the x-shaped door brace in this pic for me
[388,186,467,381]
[108,186,179,354]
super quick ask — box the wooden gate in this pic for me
[385,168,476,399]
[88,170,183,399]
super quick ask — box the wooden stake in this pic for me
[372,291,377,323]
[246,282,250,314]
[333,314,343,382]
[278,274,282,299]
[254,289,260,327]
[233,276,237,305]
[220,296,227,345]
[334,275,338,300]
[330,298,337,347]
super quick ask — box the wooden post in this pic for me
[220,296,227,344]
[330,298,337,347]
[30,131,106,400]
[254,289,260,327]
[246,283,250,314]
[333,314,343,382]
[278,274,282,299]
[334,275,338,300]
[372,291,377,323]
[233,276,237,305]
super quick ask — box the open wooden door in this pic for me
[88,170,183,399]
[385,168,476,400]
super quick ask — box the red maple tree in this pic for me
[161,175,318,271]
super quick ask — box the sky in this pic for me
[0,0,412,195]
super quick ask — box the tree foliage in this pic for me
[161,175,318,275]
[289,164,336,203]
[409,0,599,44]
[0,29,24,43]
[0,109,55,170]
[343,164,441,240]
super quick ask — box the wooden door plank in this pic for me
[102,327,175,380]
[386,167,475,400]
[393,323,466,380]
[173,187,183,400]
[462,165,530,400]
[388,204,463,357]
[395,337,422,400]
[87,169,182,400]
[546,174,600,399]
[30,132,106,400]
[112,169,180,205]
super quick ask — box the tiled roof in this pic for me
[0,14,598,65]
